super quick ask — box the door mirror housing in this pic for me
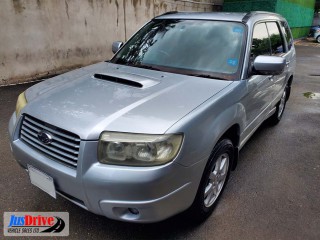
[253,56,286,75]
[112,41,123,54]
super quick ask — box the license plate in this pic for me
[28,165,56,199]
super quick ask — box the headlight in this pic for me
[98,132,183,166]
[16,91,27,117]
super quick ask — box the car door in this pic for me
[279,20,296,87]
[241,22,275,142]
[265,21,288,99]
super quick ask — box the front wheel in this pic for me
[317,36,320,43]
[188,139,234,222]
[268,88,287,125]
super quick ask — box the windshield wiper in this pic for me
[191,74,227,80]
[133,64,162,72]
[113,61,162,72]
[113,58,134,66]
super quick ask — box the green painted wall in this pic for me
[223,0,316,38]
[223,0,277,12]
[276,0,315,38]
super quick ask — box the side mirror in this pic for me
[253,56,286,75]
[112,41,123,54]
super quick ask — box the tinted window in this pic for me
[251,23,270,58]
[281,21,293,51]
[266,22,284,55]
[111,20,246,80]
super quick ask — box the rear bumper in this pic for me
[8,113,204,223]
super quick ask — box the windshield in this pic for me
[111,19,246,80]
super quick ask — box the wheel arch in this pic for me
[216,124,240,171]
[287,75,293,87]
[286,75,293,101]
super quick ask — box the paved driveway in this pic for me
[295,38,320,48]
[0,45,319,240]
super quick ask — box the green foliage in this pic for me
[252,37,270,56]
[251,34,283,56]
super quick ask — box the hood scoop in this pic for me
[93,72,160,89]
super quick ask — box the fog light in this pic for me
[128,208,139,215]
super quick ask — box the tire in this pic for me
[268,87,287,125]
[317,36,320,43]
[286,86,291,101]
[189,139,234,222]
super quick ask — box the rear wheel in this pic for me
[189,139,233,222]
[317,36,320,43]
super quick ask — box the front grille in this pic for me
[20,115,80,168]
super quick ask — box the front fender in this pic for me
[166,82,246,168]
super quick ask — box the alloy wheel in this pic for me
[204,153,229,208]
[278,90,287,118]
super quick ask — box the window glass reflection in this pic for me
[266,22,284,55]
[251,23,271,58]
[112,20,246,80]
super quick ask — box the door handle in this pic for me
[268,76,274,82]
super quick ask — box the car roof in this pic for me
[155,11,284,23]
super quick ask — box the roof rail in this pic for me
[242,11,281,23]
[155,11,178,18]
[242,12,253,22]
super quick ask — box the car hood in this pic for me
[24,62,233,140]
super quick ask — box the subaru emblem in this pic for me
[37,130,53,145]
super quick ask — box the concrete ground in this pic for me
[0,45,319,240]
[295,38,320,48]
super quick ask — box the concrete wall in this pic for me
[0,0,219,86]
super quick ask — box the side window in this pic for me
[266,22,285,55]
[251,23,271,58]
[281,21,293,51]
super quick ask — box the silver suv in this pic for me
[9,11,296,223]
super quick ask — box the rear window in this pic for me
[266,22,285,55]
[281,21,293,51]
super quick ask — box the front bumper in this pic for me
[309,32,320,39]
[8,113,204,223]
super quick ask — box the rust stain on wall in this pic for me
[88,0,94,9]
[145,0,151,10]
[36,0,42,9]
[12,0,25,14]
[123,0,127,40]
[132,0,142,9]
[65,0,70,19]
[115,0,119,26]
